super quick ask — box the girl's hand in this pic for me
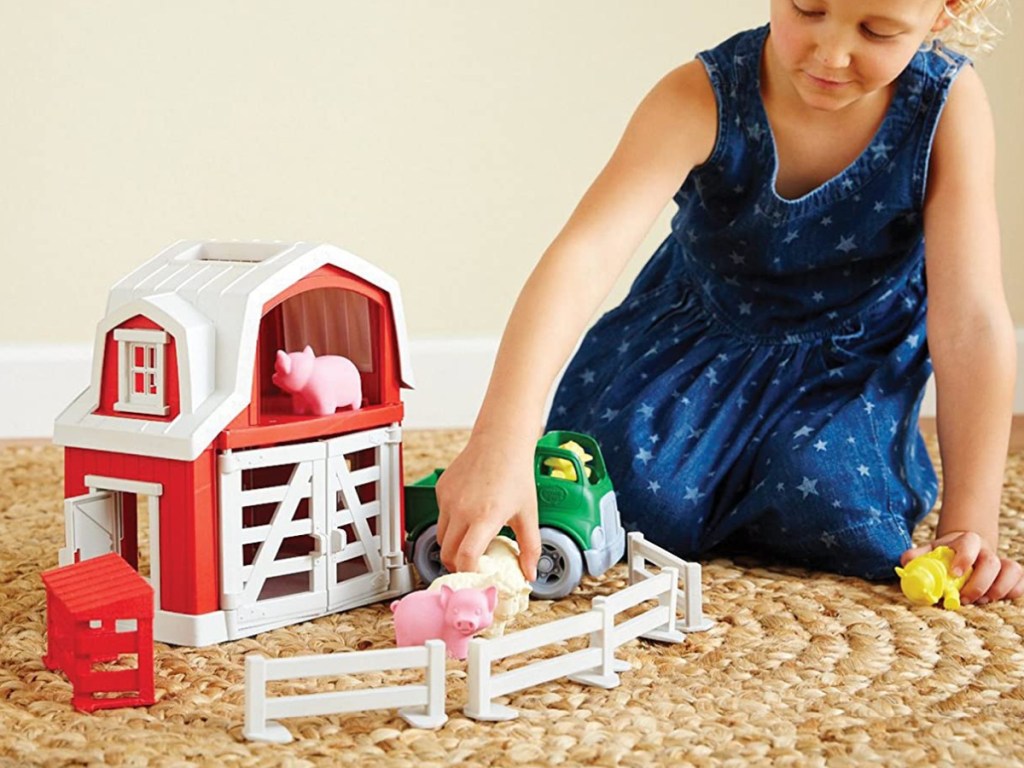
[900,531,1024,605]
[434,433,540,581]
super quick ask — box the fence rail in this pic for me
[464,569,682,721]
[244,640,447,743]
[627,532,714,633]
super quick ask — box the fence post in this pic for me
[398,640,448,729]
[680,561,714,632]
[464,637,517,721]
[243,655,293,744]
[627,532,643,584]
[639,567,685,643]
[568,599,623,688]
[425,640,446,725]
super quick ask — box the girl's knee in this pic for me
[751,501,912,580]
[809,515,912,580]
[830,518,912,579]
[614,479,710,557]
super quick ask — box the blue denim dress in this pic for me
[546,26,970,579]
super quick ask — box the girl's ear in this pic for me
[931,0,957,33]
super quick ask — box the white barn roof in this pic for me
[54,240,415,461]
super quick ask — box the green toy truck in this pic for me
[403,430,625,599]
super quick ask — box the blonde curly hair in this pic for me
[931,0,1011,55]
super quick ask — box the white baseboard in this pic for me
[1,345,96,440]
[399,339,499,429]
[3,332,1024,439]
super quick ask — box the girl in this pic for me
[435,0,1024,604]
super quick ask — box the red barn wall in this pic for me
[64,446,219,616]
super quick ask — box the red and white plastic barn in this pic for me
[54,240,418,646]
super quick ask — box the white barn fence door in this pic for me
[219,426,404,638]
[219,442,328,636]
[324,427,397,611]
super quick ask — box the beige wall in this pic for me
[1,1,1020,343]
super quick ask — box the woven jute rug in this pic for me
[2,431,1023,767]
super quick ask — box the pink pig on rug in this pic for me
[271,346,362,417]
[391,585,498,660]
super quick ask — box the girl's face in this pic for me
[767,0,950,112]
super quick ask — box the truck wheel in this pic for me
[530,528,584,600]
[412,524,448,585]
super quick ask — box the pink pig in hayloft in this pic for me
[271,346,363,417]
[390,585,498,660]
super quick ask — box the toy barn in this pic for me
[53,240,418,646]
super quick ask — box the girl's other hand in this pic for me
[434,433,540,581]
[900,531,1024,605]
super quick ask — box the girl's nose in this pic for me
[813,31,852,69]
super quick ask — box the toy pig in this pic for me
[271,346,362,416]
[428,536,531,638]
[895,546,972,611]
[390,585,498,660]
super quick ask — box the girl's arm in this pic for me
[903,65,1024,603]
[435,60,719,577]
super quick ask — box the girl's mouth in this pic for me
[804,72,850,89]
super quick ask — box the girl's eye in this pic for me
[792,2,821,18]
[861,26,899,41]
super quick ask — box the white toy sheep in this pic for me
[427,536,531,638]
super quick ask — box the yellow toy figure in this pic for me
[895,546,972,611]
[542,440,593,482]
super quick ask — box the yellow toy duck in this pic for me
[542,440,593,482]
[894,546,972,611]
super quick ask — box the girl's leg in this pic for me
[723,393,938,580]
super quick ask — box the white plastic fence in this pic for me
[464,569,681,721]
[627,532,714,633]
[244,640,447,742]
